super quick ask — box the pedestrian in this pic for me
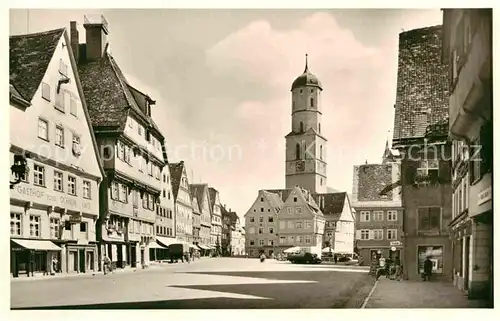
[376,255,386,280]
[333,254,338,264]
[423,256,433,281]
[51,256,58,275]
[103,255,111,275]
[393,257,402,281]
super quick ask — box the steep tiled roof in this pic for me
[262,190,285,212]
[208,187,219,212]
[265,189,293,203]
[9,28,65,102]
[393,25,450,145]
[312,192,346,215]
[168,162,184,201]
[189,183,208,213]
[356,164,394,201]
[77,50,163,136]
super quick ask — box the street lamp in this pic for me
[10,154,29,189]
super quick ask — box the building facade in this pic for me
[391,25,453,281]
[190,188,202,248]
[285,56,327,194]
[244,190,284,257]
[442,9,492,303]
[208,187,223,253]
[152,165,175,261]
[76,16,162,270]
[9,27,104,276]
[231,217,246,256]
[313,192,355,255]
[189,184,213,254]
[277,186,325,255]
[169,161,193,243]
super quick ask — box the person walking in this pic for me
[423,256,433,281]
[333,254,338,264]
[393,257,402,281]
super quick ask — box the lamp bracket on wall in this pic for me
[57,76,71,94]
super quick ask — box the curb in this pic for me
[361,279,379,309]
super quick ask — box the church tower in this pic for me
[285,55,327,193]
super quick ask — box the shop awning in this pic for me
[148,241,166,249]
[11,239,61,251]
[156,236,179,247]
[197,244,211,250]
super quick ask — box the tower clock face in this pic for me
[295,160,305,172]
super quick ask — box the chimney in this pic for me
[70,21,79,63]
[83,14,109,61]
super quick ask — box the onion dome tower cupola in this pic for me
[291,54,322,91]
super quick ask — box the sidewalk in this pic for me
[363,278,491,308]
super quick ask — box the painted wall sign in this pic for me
[12,185,94,213]
[477,186,492,205]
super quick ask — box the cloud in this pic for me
[203,12,393,209]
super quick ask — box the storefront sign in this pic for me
[389,241,401,246]
[477,186,492,205]
[12,185,94,213]
[69,214,82,223]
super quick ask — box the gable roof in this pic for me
[284,186,322,216]
[10,28,65,102]
[208,187,219,212]
[312,192,346,216]
[262,190,285,212]
[393,25,449,145]
[77,49,164,139]
[168,161,185,201]
[264,189,293,203]
[189,183,208,213]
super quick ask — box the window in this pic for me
[387,210,397,221]
[288,236,295,244]
[259,240,264,246]
[280,236,285,244]
[38,118,49,140]
[360,211,370,222]
[250,240,255,246]
[295,143,301,159]
[260,197,264,202]
[80,222,87,232]
[297,236,304,244]
[259,216,263,223]
[258,227,263,234]
[418,245,443,274]
[360,230,370,240]
[295,207,302,214]
[417,159,439,185]
[148,194,154,210]
[249,217,254,223]
[373,211,384,221]
[260,207,264,212]
[33,164,45,186]
[269,227,274,234]
[418,207,441,231]
[55,126,64,147]
[72,134,81,156]
[65,221,71,231]
[293,197,298,202]
[387,229,397,240]
[268,240,274,246]
[119,184,128,203]
[10,213,21,236]
[304,220,312,229]
[318,123,321,134]
[295,221,303,229]
[83,180,91,199]
[268,216,273,223]
[50,218,60,238]
[310,97,314,108]
[372,229,384,240]
[304,236,311,244]
[53,171,63,191]
[29,215,40,237]
[320,145,323,160]
[67,176,76,195]
[40,82,51,101]
[70,96,77,116]
[111,182,119,200]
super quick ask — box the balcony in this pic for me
[449,18,492,140]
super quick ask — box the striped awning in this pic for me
[11,239,61,251]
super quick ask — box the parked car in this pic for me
[288,252,322,264]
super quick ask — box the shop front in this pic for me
[358,242,404,266]
[65,241,98,273]
[10,239,62,277]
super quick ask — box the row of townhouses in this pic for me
[350,9,492,305]
[244,57,356,258]
[9,15,245,278]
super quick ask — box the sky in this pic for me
[9,8,443,220]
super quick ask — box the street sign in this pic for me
[389,241,401,246]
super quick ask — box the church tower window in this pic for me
[310,97,314,108]
[299,121,304,133]
[319,123,321,133]
[320,145,323,160]
[295,143,301,160]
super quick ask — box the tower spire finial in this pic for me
[304,53,309,72]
